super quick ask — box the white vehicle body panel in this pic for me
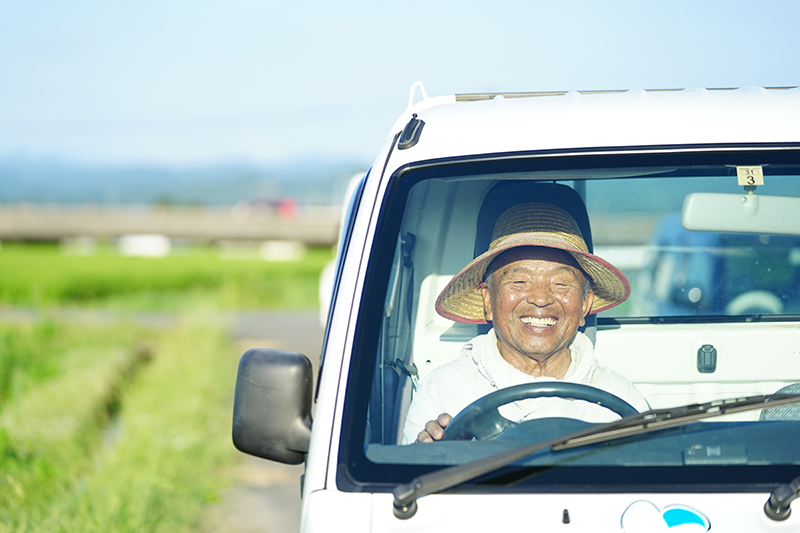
[302,137,395,499]
[303,490,799,532]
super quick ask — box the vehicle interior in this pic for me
[348,152,800,474]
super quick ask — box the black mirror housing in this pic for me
[232,349,313,464]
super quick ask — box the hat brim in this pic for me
[435,232,631,324]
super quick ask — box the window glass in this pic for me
[339,153,800,492]
[586,174,800,318]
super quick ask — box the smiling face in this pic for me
[480,247,594,378]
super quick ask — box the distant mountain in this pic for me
[0,156,367,206]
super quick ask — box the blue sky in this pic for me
[1,0,799,166]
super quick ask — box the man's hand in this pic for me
[415,413,452,443]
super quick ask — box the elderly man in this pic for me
[402,202,649,444]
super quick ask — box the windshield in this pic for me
[338,148,800,492]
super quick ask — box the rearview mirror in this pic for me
[682,192,800,236]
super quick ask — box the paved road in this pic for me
[204,310,324,533]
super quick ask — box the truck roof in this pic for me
[388,84,800,162]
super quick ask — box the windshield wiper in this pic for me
[392,393,800,519]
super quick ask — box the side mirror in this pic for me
[232,349,313,464]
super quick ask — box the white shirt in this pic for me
[402,330,650,444]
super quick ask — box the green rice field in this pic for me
[0,242,332,310]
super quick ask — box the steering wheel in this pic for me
[442,382,638,441]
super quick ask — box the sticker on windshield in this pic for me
[736,166,764,186]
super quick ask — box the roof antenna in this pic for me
[407,81,429,110]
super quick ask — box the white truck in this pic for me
[233,83,800,532]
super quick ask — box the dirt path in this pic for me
[204,310,324,533]
[202,458,306,533]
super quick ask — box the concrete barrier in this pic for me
[0,204,341,246]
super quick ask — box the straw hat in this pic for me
[435,202,630,323]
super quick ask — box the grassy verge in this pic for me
[0,317,240,532]
[0,320,155,526]
[0,320,145,405]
